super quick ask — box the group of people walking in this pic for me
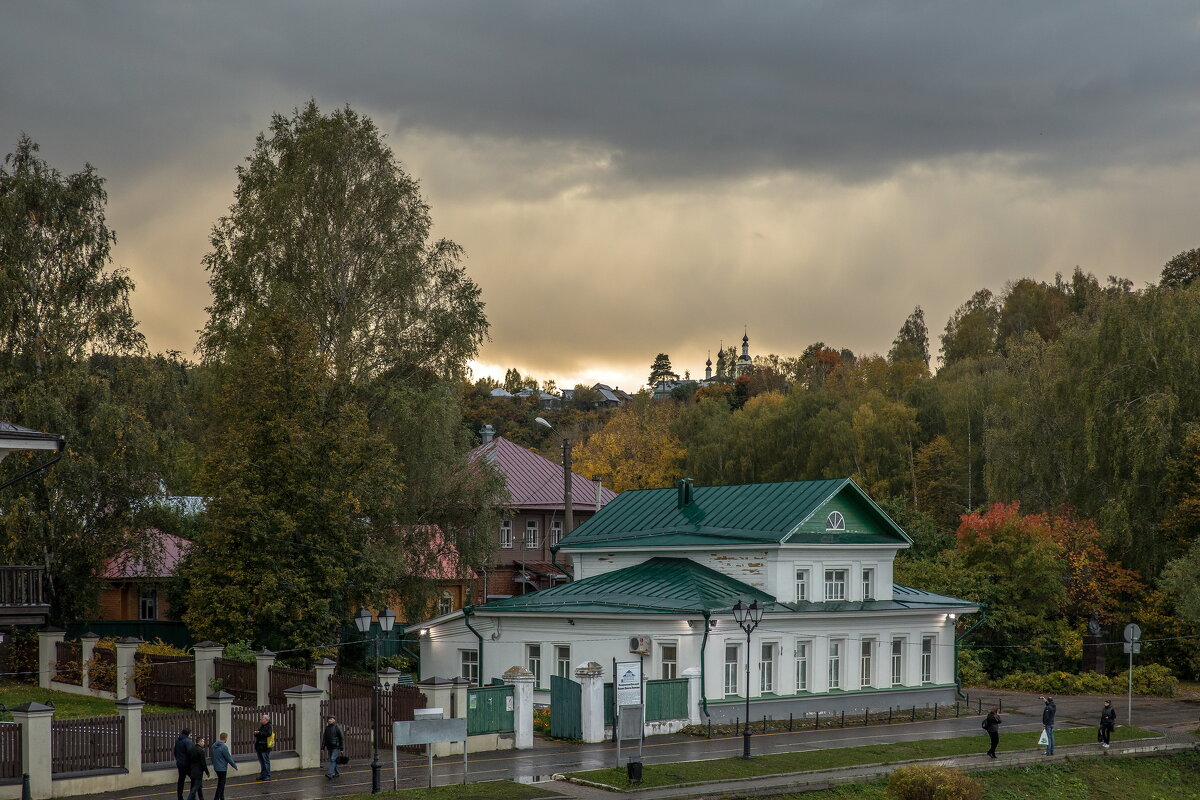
[171,714,348,800]
[982,695,1118,758]
[172,715,275,800]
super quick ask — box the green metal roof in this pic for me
[472,557,774,614]
[466,558,977,616]
[554,478,911,550]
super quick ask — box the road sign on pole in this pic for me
[1123,622,1141,730]
[1123,623,1141,643]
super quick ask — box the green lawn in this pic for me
[764,751,1200,799]
[0,681,179,718]
[566,726,1162,790]
[333,782,561,800]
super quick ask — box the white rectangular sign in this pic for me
[392,718,467,746]
[615,660,642,706]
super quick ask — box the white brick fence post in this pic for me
[193,641,224,711]
[116,696,144,781]
[115,637,141,701]
[576,661,605,743]
[37,628,64,689]
[208,690,235,741]
[13,702,53,799]
[284,685,322,769]
[80,632,99,692]
[255,650,276,706]
[503,666,535,751]
[313,658,336,700]
[683,666,702,725]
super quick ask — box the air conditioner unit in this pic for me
[629,636,652,655]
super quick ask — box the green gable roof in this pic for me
[473,557,774,615]
[554,478,911,550]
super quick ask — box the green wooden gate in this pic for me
[549,674,582,739]
[646,678,688,721]
[467,684,514,735]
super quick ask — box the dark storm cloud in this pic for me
[6,2,1200,187]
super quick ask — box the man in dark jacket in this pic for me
[174,728,192,800]
[982,706,1002,758]
[1040,696,1057,755]
[186,735,210,800]
[322,715,345,779]
[253,714,273,780]
[1099,699,1117,748]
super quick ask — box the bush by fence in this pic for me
[887,764,982,800]
[981,664,1178,697]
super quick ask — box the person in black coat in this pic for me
[186,736,210,800]
[174,728,192,800]
[1099,699,1117,747]
[253,714,273,780]
[1040,695,1057,755]
[982,706,1002,758]
[322,715,345,779]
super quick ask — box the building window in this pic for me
[660,643,678,680]
[862,568,875,601]
[551,519,564,546]
[921,637,934,683]
[824,569,847,601]
[860,639,874,688]
[499,520,513,549]
[527,644,542,685]
[794,568,809,602]
[524,520,539,549]
[438,592,453,616]
[828,640,842,689]
[460,650,479,684]
[759,643,776,693]
[891,638,904,686]
[826,511,845,530]
[723,644,740,695]
[139,586,158,621]
[795,642,809,691]
[555,645,571,679]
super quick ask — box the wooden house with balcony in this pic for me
[0,421,64,628]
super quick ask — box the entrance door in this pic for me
[549,674,582,739]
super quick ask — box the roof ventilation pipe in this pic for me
[677,478,694,509]
[480,424,495,445]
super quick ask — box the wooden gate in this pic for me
[466,684,514,736]
[320,684,427,757]
[549,674,581,739]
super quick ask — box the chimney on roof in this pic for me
[593,475,604,511]
[677,478,694,509]
[480,424,495,445]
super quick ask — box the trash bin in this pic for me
[626,760,643,784]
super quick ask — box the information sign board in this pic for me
[615,660,643,706]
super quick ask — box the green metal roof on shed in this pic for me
[553,478,911,550]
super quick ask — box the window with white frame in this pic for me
[921,636,934,683]
[860,639,874,687]
[499,520,513,549]
[794,568,809,602]
[139,586,158,620]
[724,644,740,695]
[660,643,678,679]
[826,511,846,530]
[794,641,809,691]
[524,519,539,549]
[891,638,904,686]
[438,592,453,616]
[862,568,875,601]
[824,569,847,601]
[527,644,542,684]
[460,650,479,684]
[550,519,564,546]
[555,645,571,678]
[759,642,776,693]
[828,640,842,689]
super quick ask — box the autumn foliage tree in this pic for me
[574,396,684,492]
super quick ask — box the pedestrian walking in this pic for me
[210,732,237,800]
[186,736,210,800]
[174,727,192,800]
[253,714,273,780]
[1040,695,1056,755]
[982,706,1002,758]
[1099,699,1117,748]
[322,715,345,779]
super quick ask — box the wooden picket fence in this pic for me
[135,652,195,707]
[0,723,21,781]
[320,683,427,757]
[230,704,295,757]
[268,665,315,705]
[51,715,124,775]
[214,658,257,706]
[140,710,215,766]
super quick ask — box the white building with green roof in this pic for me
[417,477,978,725]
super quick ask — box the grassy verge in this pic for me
[762,751,1200,799]
[331,782,561,800]
[566,726,1162,790]
[0,681,179,718]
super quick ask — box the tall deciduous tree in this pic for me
[574,396,684,492]
[0,135,159,622]
[1160,247,1200,289]
[888,306,930,369]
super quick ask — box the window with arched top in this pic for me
[826,511,846,531]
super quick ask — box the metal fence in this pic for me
[54,641,82,685]
[0,723,21,782]
[51,715,124,775]
[214,658,257,706]
[135,653,195,707]
[645,678,689,721]
[141,710,215,767]
[268,665,315,705]
[320,685,427,757]
[230,704,295,757]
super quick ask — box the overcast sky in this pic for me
[5,2,1200,391]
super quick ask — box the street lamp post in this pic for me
[732,600,764,760]
[354,605,396,793]
[535,417,573,537]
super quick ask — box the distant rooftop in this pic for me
[469,436,617,511]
